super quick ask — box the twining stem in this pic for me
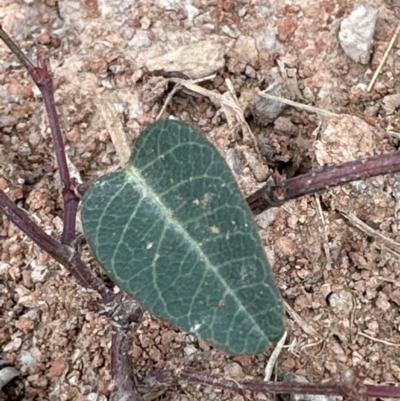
[150,368,400,398]
[110,298,143,401]
[0,190,115,303]
[247,150,400,214]
[0,26,79,246]
[0,25,143,400]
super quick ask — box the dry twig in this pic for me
[367,21,400,92]
[264,331,287,381]
[340,211,400,256]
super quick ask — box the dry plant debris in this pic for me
[1,0,400,400]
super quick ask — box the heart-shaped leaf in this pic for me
[82,119,284,354]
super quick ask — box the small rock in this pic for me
[234,355,252,368]
[252,82,287,125]
[0,115,18,128]
[314,115,377,165]
[320,283,332,299]
[221,24,241,38]
[33,375,48,389]
[294,293,312,311]
[185,4,201,21]
[15,317,34,333]
[161,331,174,347]
[391,288,400,307]
[245,65,257,78]
[0,262,10,276]
[87,394,107,401]
[132,344,142,359]
[382,93,400,114]
[156,0,200,21]
[339,4,378,64]
[226,147,244,175]
[255,4,277,18]
[145,40,226,79]
[275,236,296,256]
[366,320,379,334]
[255,208,277,230]
[256,25,282,52]
[277,16,298,42]
[327,289,353,316]
[20,350,37,367]
[223,362,243,379]
[28,132,41,147]
[140,16,151,30]
[129,30,151,50]
[4,338,22,352]
[31,264,49,283]
[232,35,258,64]
[243,151,269,182]
[36,28,52,45]
[376,292,391,312]
[148,347,162,362]
[282,357,297,369]
[184,344,197,356]
[49,360,67,377]
[274,116,297,136]
[0,366,20,390]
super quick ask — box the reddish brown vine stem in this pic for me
[0,25,79,246]
[0,25,144,401]
[247,151,400,214]
[150,368,400,399]
[0,190,114,302]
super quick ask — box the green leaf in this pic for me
[81,119,284,354]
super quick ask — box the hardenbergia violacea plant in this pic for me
[1,26,400,401]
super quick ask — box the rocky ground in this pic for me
[0,0,400,400]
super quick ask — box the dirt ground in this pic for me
[1,0,400,400]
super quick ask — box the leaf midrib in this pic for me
[123,163,267,341]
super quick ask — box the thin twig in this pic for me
[315,195,332,269]
[340,211,400,255]
[358,332,400,347]
[157,74,216,120]
[264,331,287,381]
[156,83,182,120]
[149,368,400,398]
[283,300,320,338]
[0,24,35,71]
[367,22,400,92]
[257,91,339,117]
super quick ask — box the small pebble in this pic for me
[339,4,378,64]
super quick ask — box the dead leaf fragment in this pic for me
[96,93,131,167]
